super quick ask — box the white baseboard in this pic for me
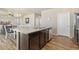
[52,34,73,39]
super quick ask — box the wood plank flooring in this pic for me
[0,34,79,50]
[0,35,16,50]
[42,35,79,50]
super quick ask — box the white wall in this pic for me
[41,9,76,38]
[41,10,57,35]
[21,13,35,27]
[35,15,41,28]
[23,13,41,27]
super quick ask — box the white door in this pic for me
[57,13,70,37]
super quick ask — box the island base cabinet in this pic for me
[18,29,50,50]
[28,29,50,50]
[29,32,40,50]
[40,29,49,49]
[39,30,46,48]
[19,33,29,50]
[45,29,49,43]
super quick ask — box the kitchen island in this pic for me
[13,27,51,50]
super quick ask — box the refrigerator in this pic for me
[74,13,79,44]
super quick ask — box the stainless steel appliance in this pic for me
[74,13,79,44]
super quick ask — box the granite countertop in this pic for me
[13,27,51,34]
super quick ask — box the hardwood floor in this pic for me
[0,34,79,50]
[0,35,16,50]
[42,35,79,50]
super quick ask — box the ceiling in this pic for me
[0,8,79,17]
[0,8,50,16]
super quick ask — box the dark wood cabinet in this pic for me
[45,29,49,43]
[29,29,49,50]
[18,29,50,50]
[29,32,40,50]
[39,30,46,48]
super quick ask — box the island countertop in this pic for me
[13,27,51,34]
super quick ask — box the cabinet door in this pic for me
[45,29,49,43]
[29,32,40,50]
[40,30,45,48]
[19,33,29,50]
